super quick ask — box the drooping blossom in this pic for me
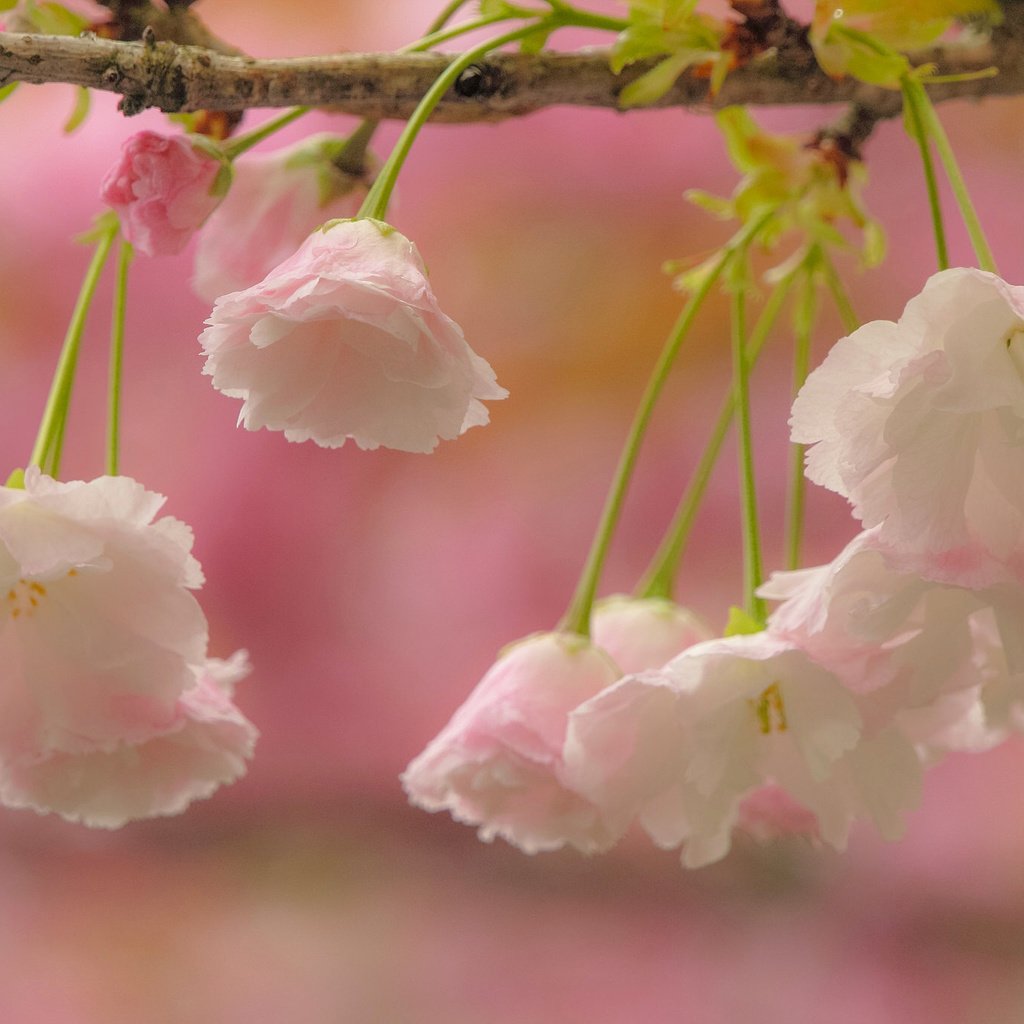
[591,594,712,673]
[762,527,1024,741]
[401,632,625,854]
[1,652,258,827]
[192,134,369,301]
[564,632,923,867]
[200,218,507,453]
[0,469,254,824]
[791,268,1024,584]
[101,130,229,256]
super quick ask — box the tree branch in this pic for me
[1,17,1023,123]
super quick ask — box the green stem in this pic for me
[425,0,475,34]
[730,261,766,622]
[332,118,380,176]
[638,265,798,599]
[901,76,948,272]
[106,238,132,477]
[29,220,118,477]
[223,106,310,160]
[545,5,627,30]
[403,14,511,52]
[359,21,553,222]
[559,210,774,636]
[819,252,859,334]
[913,79,997,274]
[784,266,819,572]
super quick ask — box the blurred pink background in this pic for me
[3,1,1024,1021]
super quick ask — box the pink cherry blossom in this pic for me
[401,632,625,854]
[762,528,1024,742]
[564,633,923,867]
[101,130,227,256]
[0,652,258,827]
[0,469,251,825]
[591,594,713,673]
[192,134,368,302]
[199,218,507,453]
[791,268,1024,582]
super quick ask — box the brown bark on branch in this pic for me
[1,17,1024,122]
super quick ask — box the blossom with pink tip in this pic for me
[591,594,712,673]
[791,268,1024,583]
[761,528,1024,742]
[101,130,228,256]
[564,633,923,867]
[192,134,368,302]
[200,218,507,453]
[401,632,625,854]
[0,469,252,825]
[1,652,258,827]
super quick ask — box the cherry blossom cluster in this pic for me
[404,267,1024,867]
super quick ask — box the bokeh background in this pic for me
[3,1,1024,1021]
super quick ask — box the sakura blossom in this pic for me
[199,217,507,453]
[401,632,625,854]
[563,632,925,868]
[192,134,367,302]
[791,268,1024,584]
[1,652,258,827]
[100,130,228,257]
[0,469,254,823]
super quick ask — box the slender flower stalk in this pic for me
[819,252,859,334]
[106,238,133,477]
[638,266,799,599]
[29,218,118,478]
[901,76,949,272]
[559,209,775,636]
[425,0,476,34]
[222,106,310,160]
[730,258,766,622]
[910,77,998,274]
[359,21,553,222]
[784,266,820,571]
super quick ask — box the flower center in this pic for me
[749,682,788,735]
[4,569,76,621]
[6,578,48,620]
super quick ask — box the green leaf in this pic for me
[24,1,89,35]
[63,85,90,134]
[0,0,18,12]
[0,82,18,105]
[519,26,554,54]
[724,606,764,636]
[619,49,707,107]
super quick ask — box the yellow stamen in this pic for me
[749,682,788,735]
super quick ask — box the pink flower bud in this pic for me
[101,130,226,256]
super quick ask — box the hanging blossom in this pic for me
[192,134,370,302]
[762,527,1024,749]
[200,218,507,453]
[401,632,626,854]
[564,631,921,868]
[2,652,258,827]
[0,469,255,825]
[100,130,230,257]
[791,268,1024,585]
